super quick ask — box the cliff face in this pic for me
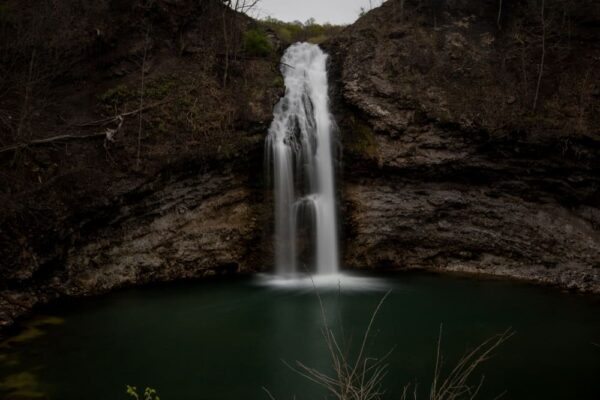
[0,0,280,328]
[328,0,600,291]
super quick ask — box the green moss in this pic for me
[0,372,44,398]
[142,75,215,139]
[0,317,64,398]
[99,76,179,109]
[98,84,135,107]
[9,327,44,344]
[272,75,284,89]
[35,316,64,326]
[1,316,64,349]
[0,352,20,367]
[157,120,169,134]
[275,26,294,42]
[0,3,10,21]
[145,76,179,99]
[348,118,378,157]
[307,35,329,44]
[243,28,273,57]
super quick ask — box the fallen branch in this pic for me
[72,100,169,128]
[1,98,168,154]
[0,116,123,154]
[1,133,106,153]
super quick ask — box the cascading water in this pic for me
[266,43,339,277]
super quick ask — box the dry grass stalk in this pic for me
[280,285,391,400]
[403,326,514,400]
[267,279,512,400]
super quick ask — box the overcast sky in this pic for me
[253,0,385,25]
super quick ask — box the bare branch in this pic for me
[137,25,151,169]
[533,0,546,112]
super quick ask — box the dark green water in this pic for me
[1,272,599,400]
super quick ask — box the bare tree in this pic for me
[233,0,261,14]
[497,0,503,29]
[219,0,262,87]
[15,49,36,140]
[532,0,546,112]
[137,25,151,169]
[222,7,230,87]
[222,0,261,15]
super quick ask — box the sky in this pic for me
[253,0,385,25]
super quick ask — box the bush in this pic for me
[261,17,344,44]
[243,29,273,57]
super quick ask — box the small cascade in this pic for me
[265,43,339,277]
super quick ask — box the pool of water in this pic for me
[1,272,599,399]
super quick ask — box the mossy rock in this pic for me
[272,75,284,90]
[346,117,378,158]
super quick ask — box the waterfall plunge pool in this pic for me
[1,272,598,400]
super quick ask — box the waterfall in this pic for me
[266,43,339,277]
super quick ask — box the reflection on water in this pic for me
[254,272,392,291]
[0,272,598,400]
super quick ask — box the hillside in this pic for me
[0,0,282,328]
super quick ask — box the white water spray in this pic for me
[266,43,339,277]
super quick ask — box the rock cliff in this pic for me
[0,0,279,328]
[327,0,600,291]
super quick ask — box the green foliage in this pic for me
[126,385,160,400]
[261,17,344,44]
[348,118,378,157]
[1,316,64,347]
[98,84,134,107]
[0,3,10,21]
[272,75,284,89]
[243,28,273,57]
[0,372,44,398]
[145,76,178,99]
[98,76,178,111]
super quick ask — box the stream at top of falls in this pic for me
[0,272,598,400]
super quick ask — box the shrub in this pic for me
[261,17,344,44]
[126,385,160,400]
[98,84,133,107]
[243,29,273,57]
